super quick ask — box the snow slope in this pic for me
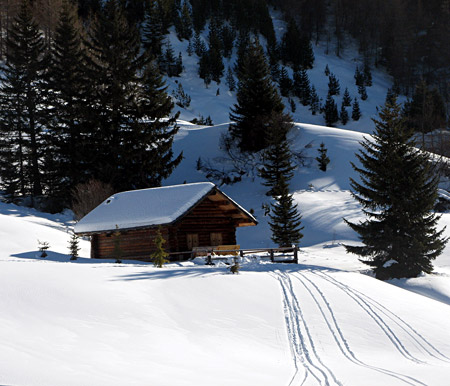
[2,10,450,386]
[2,120,450,385]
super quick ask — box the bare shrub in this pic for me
[71,179,114,220]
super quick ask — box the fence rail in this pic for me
[168,246,299,263]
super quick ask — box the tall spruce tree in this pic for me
[259,113,295,196]
[229,39,287,152]
[0,0,46,201]
[345,97,447,280]
[84,0,181,191]
[323,94,339,126]
[293,69,311,106]
[352,97,361,121]
[268,175,303,247]
[44,1,89,207]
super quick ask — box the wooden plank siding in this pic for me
[94,227,169,261]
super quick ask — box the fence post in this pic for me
[294,246,298,264]
[240,249,244,258]
[270,249,274,262]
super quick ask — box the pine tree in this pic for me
[327,73,340,96]
[68,232,80,260]
[229,39,287,152]
[352,97,361,121]
[280,18,314,69]
[403,80,447,138]
[151,227,169,268]
[259,113,296,196]
[175,1,193,41]
[323,94,339,126]
[142,0,164,59]
[278,66,293,97]
[293,69,311,106]
[268,176,304,247]
[363,59,372,87]
[225,66,236,91]
[0,0,46,201]
[324,64,330,76]
[43,1,89,207]
[316,142,330,171]
[340,103,349,125]
[309,85,320,115]
[84,0,181,191]
[358,83,368,100]
[342,87,352,107]
[345,97,447,280]
[354,65,364,87]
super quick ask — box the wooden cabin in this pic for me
[74,182,257,261]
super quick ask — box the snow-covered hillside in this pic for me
[2,118,450,385]
[2,9,450,386]
[164,10,399,134]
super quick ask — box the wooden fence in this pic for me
[169,246,299,264]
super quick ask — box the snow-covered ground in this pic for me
[2,119,450,385]
[2,10,450,386]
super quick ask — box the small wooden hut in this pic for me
[74,182,257,261]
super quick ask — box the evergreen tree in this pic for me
[309,85,320,115]
[68,232,80,260]
[345,98,447,280]
[323,94,339,126]
[175,1,193,41]
[327,73,340,96]
[403,80,447,138]
[43,1,89,207]
[268,176,304,247]
[340,103,349,125]
[0,0,46,201]
[142,0,164,59]
[363,59,372,87]
[198,49,212,86]
[193,32,206,57]
[84,0,181,191]
[316,142,330,171]
[293,69,311,106]
[352,97,361,121]
[151,227,169,268]
[354,65,364,87]
[358,83,368,100]
[221,24,235,58]
[225,66,236,91]
[280,18,314,69]
[259,113,296,196]
[278,66,293,97]
[324,64,330,76]
[229,40,287,152]
[342,87,352,107]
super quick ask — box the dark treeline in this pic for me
[274,0,450,102]
[0,0,182,212]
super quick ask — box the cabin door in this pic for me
[210,232,222,246]
[187,233,199,250]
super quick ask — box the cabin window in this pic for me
[210,232,222,246]
[187,233,199,250]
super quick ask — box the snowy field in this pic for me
[2,11,450,386]
[2,121,450,385]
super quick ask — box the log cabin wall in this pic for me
[170,195,237,252]
[93,227,170,260]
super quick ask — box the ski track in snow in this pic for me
[292,271,427,386]
[313,270,450,365]
[271,270,342,386]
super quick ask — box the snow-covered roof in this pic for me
[74,182,216,234]
[74,182,256,234]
